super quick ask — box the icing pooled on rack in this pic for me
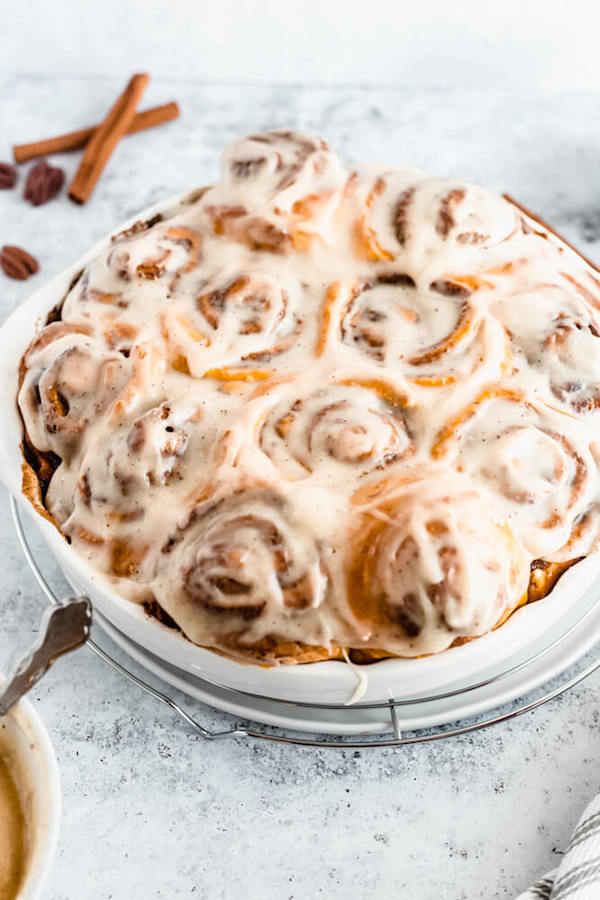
[18,129,600,664]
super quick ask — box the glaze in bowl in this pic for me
[0,689,60,899]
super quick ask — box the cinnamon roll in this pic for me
[256,383,413,481]
[105,222,202,286]
[60,223,203,333]
[73,397,201,515]
[18,130,600,667]
[159,266,307,378]
[201,130,347,252]
[153,488,337,664]
[338,273,508,388]
[493,281,600,416]
[346,474,530,656]
[351,173,522,273]
[19,328,128,461]
[432,386,598,558]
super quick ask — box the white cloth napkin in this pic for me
[517,792,600,899]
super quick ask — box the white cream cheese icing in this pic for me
[17,130,600,663]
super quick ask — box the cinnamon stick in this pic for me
[68,73,150,205]
[13,102,179,164]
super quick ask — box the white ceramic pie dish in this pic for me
[0,688,61,899]
[1,190,599,706]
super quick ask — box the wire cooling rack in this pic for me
[11,496,600,748]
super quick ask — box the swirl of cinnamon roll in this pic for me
[61,223,203,327]
[163,269,302,376]
[257,383,413,481]
[60,275,143,354]
[109,223,202,283]
[347,473,530,655]
[222,130,343,204]
[155,489,334,663]
[493,281,600,416]
[61,268,128,315]
[431,386,597,557]
[201,130,346,252]
[337,274,507,387]
[18,328,128,461]
[361,170,522,274]
[351,173,522,268]
[338,273,418,363]
[73,398,201,520]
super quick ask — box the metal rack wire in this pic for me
[11,496,600,748]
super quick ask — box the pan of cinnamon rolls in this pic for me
[4,130,600,701]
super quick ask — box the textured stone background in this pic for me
[1,36,600,900]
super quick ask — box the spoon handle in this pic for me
[0,597,92,716]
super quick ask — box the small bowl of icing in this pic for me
[0,690,60,900]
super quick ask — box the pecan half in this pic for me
[24,160,64,206]
[0,245,39,280]
[0,163,17,189]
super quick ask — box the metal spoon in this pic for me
[0,597,92,716]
